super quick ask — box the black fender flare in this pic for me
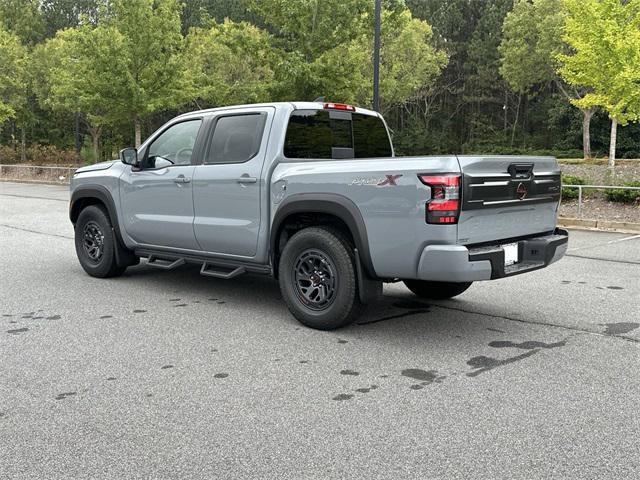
[270,193,378,280]
[70,185,121,237]
[70,185,137,267]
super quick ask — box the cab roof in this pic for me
[176,102,381,119]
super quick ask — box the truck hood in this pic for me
[74,160,118,174]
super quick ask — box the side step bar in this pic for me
[136,248,271,279]
[200,263,246,280]
[147,255,186,270]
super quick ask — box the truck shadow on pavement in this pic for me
[122,262,447,333]
[117,263,577,372]
[118,262,586,346]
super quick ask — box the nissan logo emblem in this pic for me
[516,182,528,200]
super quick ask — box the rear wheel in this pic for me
[403,280,472,300]
[74,205,127,278]
[278,227,363,330]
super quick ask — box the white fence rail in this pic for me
[563,184,640,217]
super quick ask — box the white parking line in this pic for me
[568,234,640,252]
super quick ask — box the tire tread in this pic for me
[278,226,363,330]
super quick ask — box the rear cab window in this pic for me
[284,109,392,160]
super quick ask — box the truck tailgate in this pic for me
[456,155,561,244]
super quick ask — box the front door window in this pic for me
[144,119,202,169]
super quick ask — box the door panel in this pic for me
[119,118,204,250]
[120,165,199,250]
[193,109,273,257]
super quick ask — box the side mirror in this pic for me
[120,147,139,166]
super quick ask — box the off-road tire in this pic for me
[279,227,363,330]
[403,280,472,300]
[74,205,127,278]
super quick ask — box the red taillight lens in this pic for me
[418,175,459,186]
[323,102,356,112]
[427,199,459,211]
[418,174,461,224]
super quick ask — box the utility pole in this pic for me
[372,0,381,112]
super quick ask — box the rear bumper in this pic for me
[416,228,569,282]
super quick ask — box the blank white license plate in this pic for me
[503,242,519,266]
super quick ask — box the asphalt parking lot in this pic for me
[1,181,639,479]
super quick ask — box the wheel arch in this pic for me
[270,194,377,279]
[70,185,136,267]
[70,185,119,229]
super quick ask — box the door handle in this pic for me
[237,175,257,184]
[174,175,191,184]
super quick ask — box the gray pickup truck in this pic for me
[70,101,568,329]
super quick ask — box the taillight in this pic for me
[323,102,356,112]
[418,174,461,224]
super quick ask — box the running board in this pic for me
[135,248,271,278]
[200,263,246,280]
[147,255,186,270]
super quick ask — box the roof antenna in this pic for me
[313,96,325,102]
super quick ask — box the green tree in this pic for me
[0,26,26,128]
[247,0,444,109]
[181,0,257,33]
[106,0,188,146]
[466,0,513,146]
[0,0,45,45]
[557,0,640,168]
[312,10,447,112]
[34,25,130,160]
[40,0,102,38]
[248,0,377,60]
[405,0,516,153]
[184,20,278,107]
[499,0,596,158]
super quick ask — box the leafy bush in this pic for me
[0,144,20,164]
[27,144,78,165]
[561,174,586,199]
[0,143,77,165]
[604,181,640,204]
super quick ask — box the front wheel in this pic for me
[403,280,472,300]
[278,227,363,330]
[74,205,127,278]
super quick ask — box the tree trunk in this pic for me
[20,127,26,163]
[88,126,101,163]
[608,118,617,173]
[134,117,142,148]
[510,92,521,147]
[581,108,593,159]
[503,90,508,135]
[74,112,82,165]
[10,120,17,152]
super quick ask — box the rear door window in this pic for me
[206,113,267,164]
[284,109,392,159]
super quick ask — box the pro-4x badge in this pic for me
[350,174,403,186]
[377,174,402,186]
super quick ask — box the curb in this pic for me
[1,178,69,186]
[558,217,640,234]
